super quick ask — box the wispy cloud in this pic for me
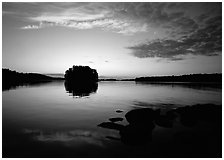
[21,24,40,29]
[3,2,148,35]
[3,2,221,38]
[22,15,147,35]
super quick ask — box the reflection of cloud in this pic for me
[23,129,104,147]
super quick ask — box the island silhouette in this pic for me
[63,65,99,97]
[2,67,221,91]
[64,65,98,83]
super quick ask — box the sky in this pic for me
[2,2,222,78]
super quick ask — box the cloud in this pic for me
[127,15,221,61]
[112,2,221,37]
[5,2,148,35]
[21,25,40,29]
[3,2,221,37]
[22,15,147,35]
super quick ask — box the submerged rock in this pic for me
[98,122,124,131]
[116,109,124,113]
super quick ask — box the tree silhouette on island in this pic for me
[64,65,98,83]
[64,65,99,97]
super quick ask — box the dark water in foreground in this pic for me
[2,81,222,157]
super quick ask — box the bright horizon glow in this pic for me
[2,2,222,77]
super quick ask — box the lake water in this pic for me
[2,81,222,158]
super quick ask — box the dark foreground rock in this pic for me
[98,103,222,156]
[125,108,160,125]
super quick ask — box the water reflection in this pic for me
[3,80,54,91]
[64,81,98,97]
[132,101,179,109]
[3,81,222,157]
[22,129,103,146]
[3,128,104,158]
[135,81,222,91]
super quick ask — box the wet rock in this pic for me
[109,117,123,122]
[106,136,120,141]
[98,122,124,131]
[125,108,160,125]
[116,109,124,113]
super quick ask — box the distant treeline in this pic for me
[99,78,117,81]
[135,73,222,83]
[2,68,63,90]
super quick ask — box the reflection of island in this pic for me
[64,81,98,97]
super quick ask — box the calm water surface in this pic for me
[3,81,222,157]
